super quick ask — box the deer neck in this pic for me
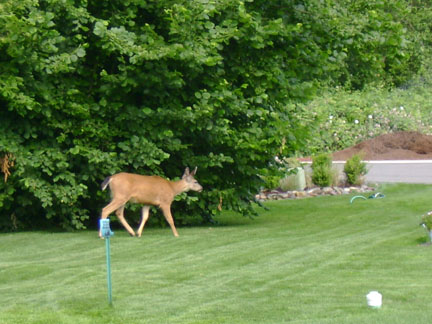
[170,179,188,196]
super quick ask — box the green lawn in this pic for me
[1,184,432,324]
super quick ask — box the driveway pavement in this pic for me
[333,160,432,184]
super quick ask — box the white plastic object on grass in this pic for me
[366,291,382,308]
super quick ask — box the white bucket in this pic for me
[366,291,382,308]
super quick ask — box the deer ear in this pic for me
[182,167,190,178]
[191,166,198,176]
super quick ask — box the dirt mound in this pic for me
[332,131,432,160]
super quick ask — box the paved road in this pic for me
[334,160,432,184]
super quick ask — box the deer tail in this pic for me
[101,176,112,191]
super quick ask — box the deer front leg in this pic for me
[137,206,151,237]
[160,204,179,237]
[115,205,136,237]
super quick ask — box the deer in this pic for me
[99,167,202,238]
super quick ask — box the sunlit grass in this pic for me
[1,184,432,323]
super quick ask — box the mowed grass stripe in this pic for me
[1,184,432,323]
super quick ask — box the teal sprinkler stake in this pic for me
[100,219,114,305]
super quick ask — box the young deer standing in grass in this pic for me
[99,167,202,238]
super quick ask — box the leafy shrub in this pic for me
[300,75,432,156]
[311,154,333,187]
[344,154,367,185]
[1,0,319,230]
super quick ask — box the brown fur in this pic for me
[99,167,202,237]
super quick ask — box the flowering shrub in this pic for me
[300,81,432,155]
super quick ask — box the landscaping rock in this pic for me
[256,185,375,202]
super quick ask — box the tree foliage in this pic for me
[0,0,426,231]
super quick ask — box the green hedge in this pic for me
[0,0,426,230]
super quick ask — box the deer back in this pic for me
[109,173,175,206]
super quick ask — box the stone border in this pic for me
[256,185,375,201]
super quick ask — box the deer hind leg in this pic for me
[160,204,179,237]
[115,205,136,237]
[99,198,128,238]
[137,205,151,237]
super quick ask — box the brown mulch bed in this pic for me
[306,131,432,161]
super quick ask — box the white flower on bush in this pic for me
[354,119,359,124]
[368,114,373,119]
[400,106,404,110]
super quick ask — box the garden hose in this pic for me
[350,195,367,203]
[350,192,385,204]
